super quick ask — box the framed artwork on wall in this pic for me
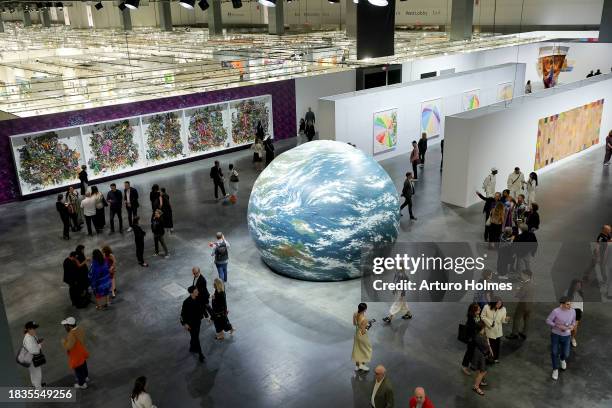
[462,89,481,111]
[142,111,186,165]
[185,103,230,157]
[372,108,398,155]
[420,99,443,138]
[497,82,514,101]
[229,95,273,146]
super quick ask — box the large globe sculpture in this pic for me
[247,140,400,281]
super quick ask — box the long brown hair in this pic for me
[131,376,147,401]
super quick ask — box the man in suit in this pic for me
[132,216,148,268]
[107,183,123,234]
[210,160,227,200]
[371,365,394,408]
[124,181,139,232]
[192,267,213,320]
[400,172,416,220]
[409,387,435,408]
[181,286,205,362]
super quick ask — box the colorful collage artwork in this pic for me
[10,95,273,195]
[373,109,398,155]
[420,99,443,138]
[534,99,604,170]
[462,90,481,111]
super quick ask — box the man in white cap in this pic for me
[507,167,525,199]
[482,168,498,198]
[61,317,90,389]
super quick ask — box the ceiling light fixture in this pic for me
[125,0,139,9]
[368,0,388,5]
[179,0,195,9]
[95,1,103,10]
[197,0,209,10]
[258,0,276,7]
[231,0,242,8]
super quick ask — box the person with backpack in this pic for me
[211,232,230,282]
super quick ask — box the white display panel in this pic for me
[10,95,274,195]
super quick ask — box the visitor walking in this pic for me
[89,249,111,310]
[210,161,228,201]
[305,121,316,142]
[102,246,117,298]
[106,183,123,234]
[298,118,306,145]
[180,286,205,362]
[305,107,316,125]
[149,184,161,213]
[78,165,88,195]
[351,303,372,372]
[370,365,394,407]
[90,186,106,233]
[506,269,534,340]
[565,279,584,347]
[546,296,576,380]
[410,141,420,180]
[61,317,89,389]
[471,321,491,396]
[131,376,157,408]
[124,181,139,232]
[211,278,234,340]
[482,168,497,198]
[409,387,435,408]
[56,194,71,240]
[211,232,230,282]
[382,270,412,323]
[604,130,612,166]
[20,321,45,388]
[263,135,275,166]
[582,224,611,285]
[461,303,481,375]
[507,167,525,200]
[228,164,239,199]
[481,299,508,362]
[160,188,173,233]
[151,210,169,258]
[418,133,428,167]
[132,217,148,267]
[192,267,214,320]
[251,138,265,171]
[80,192,96,236]
[65,186,82,232]
[525,172,538,206]
[399,172,416,220]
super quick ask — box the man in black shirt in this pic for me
[181,286,205,362]
[106,183,123,234]
[124,181,139,232]
[63,252,80,306]
[192,267,213,320]
[132,217,148,267]
[56,194,71,240]
[210,160,227,200]
[400,172,416,220]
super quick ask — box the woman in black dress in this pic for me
[461,303,481,375]
[160,188,173,232]
[78,165,88,195]
[212,278,234,340]
[472,321,492,396]
[255,120,265,141]
[90,185,106,233]
[149,184,161,212]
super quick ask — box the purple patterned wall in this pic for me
[0,79,296,204]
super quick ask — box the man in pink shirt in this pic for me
[410,141,420,181]
[546,296,576,380]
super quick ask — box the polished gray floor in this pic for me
[1,139,611,408]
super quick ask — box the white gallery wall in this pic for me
[294,70,355,132]
[441,74,612,208]
[318,62,525,161]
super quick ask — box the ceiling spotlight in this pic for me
[231,0,242,8]
[179,0,195,9]
[95,1,103,10]
[197,0,209,10]
[367,0,388,5]
[125,0,139,9]
[118,2,126,10]
[258,0,276,7]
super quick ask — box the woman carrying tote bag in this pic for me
[20,321,45,388]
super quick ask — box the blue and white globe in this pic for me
[247,140,400,281]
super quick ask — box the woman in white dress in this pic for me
[382,271,412,323]
[22,321,44,388]
[525,172,538,206]
[131,376,157,408]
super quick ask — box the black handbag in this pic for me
[457,323,470,344]
[32,353,46,367]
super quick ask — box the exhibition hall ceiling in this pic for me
[0,24,543,117]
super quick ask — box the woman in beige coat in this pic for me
[481,298,509,363]
[351,303,372,372]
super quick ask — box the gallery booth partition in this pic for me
[0,80,297,204]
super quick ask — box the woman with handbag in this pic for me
[89,249,112,310]
[472,321,492,396]
[481,299,509,363]
[65,186,82,232]
[228,164,239,200]
[211,278,235,340]
[461,303,481,375]
[21,321,45,388]
[90,186,106,233]
[61,317,90,389]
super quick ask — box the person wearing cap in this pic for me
[61,317,90,389]
[507,167,525,200]
[546,296,576,380]
[180,286,205,362]
[22,321,44,388]
[482,168,497,198]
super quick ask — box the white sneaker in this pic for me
[571,337,577,347]
[74,383,88,389]
[359,364,370,372]
[551,369,558,380]
[126,227,133,232]
[560,360,567,370]
[604,162,610,166]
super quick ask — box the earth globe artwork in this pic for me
[247,140,400,282]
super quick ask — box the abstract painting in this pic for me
[230,96,272,145]
[144,112,184,163]
[420,99,443,138]
[187,104,228,153]
[86,120,140,175]
[497,82,514,101]
[537,45,569,88]
[462,90,481,111]
[373,109,398,155]
[534,99,604,170]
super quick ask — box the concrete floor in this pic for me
[1,139,611,408]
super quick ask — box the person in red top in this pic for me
[410,141,420,181]
[409,387,435,408]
